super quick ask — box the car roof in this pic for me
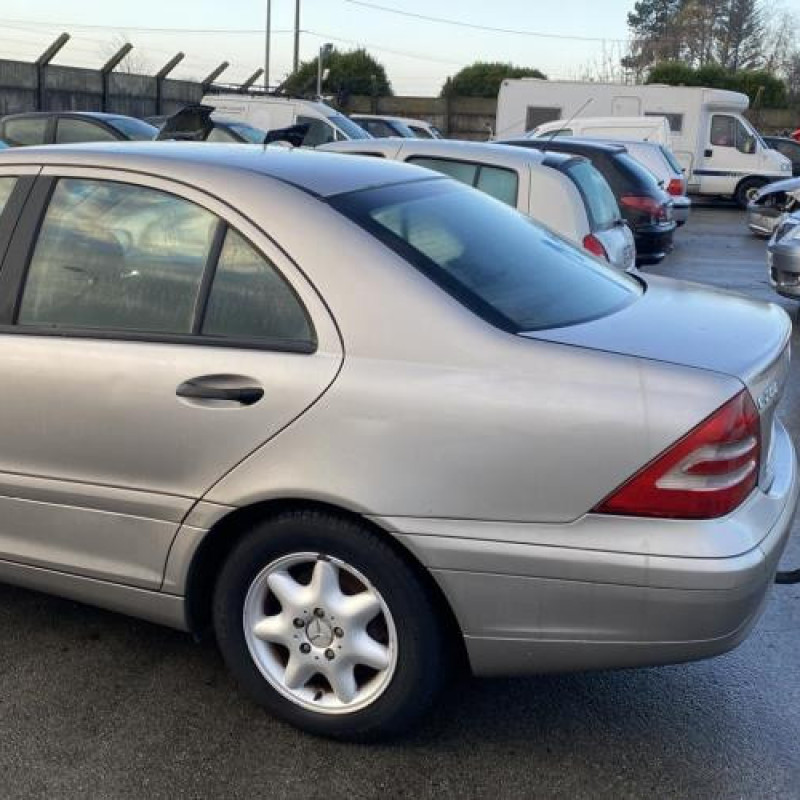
[0,141,441,198]
[352,114,433,127]
[506,138,627,155]
[1,111,133,121]
[322,138,546,167]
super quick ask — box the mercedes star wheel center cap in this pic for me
[305,617,334,649]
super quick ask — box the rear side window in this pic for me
[475,166,518,206]
[332,180,639,333]
[566,161,620,230]
[203,228,312,344]
[56,118,117,144]
[408,157,477,185]
[406,157,519,207]
[3,117,48,147]
[18,179,217,333]
[0,178,16,215]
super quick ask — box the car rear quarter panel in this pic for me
[193,188,742,523]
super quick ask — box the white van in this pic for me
[531,116,671,147]
[200,94,372,147]
[496,80,792,206]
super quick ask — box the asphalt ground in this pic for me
[0,205,798,799]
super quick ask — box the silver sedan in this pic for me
[0,143,795,740]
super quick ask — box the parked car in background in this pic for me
[0,142,795,740]
[529,115,672,147]
[747,177,800,238]
[599,139,691,227]
[148,108,272,144]
[350,114,443,139]
[321,138,636,270]
[767,211,800,299]
[349,114,418,138]
[0,111,157,146]
[0,140,8,150]
[201,94,371,147]
[503,137,676,265]
[764,136,800,176]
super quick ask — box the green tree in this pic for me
[718,0,764,71]
[440,62,546,98]
[282,48,392,98]
[623,0,683,73]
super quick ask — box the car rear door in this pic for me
[0,168,342,590]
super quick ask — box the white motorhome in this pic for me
[496,79,792,206]
[531,116,671,147]
[200,94,372,147]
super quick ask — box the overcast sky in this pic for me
[1,0,799,95]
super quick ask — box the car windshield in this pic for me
[331,180,639,332]
[566,160,621,230]
[329,113,373,140]
[107,117,158,141]
[227,122,268,143]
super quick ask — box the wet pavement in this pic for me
[0,206,798,799]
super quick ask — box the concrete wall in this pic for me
[0,59,203,118]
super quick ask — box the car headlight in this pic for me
[781,161,792,172]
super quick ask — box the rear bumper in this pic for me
[634,222,676,265]
[768,245,800,299]
[672,198,691,226]
[382,421,798,677]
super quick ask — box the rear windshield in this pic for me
[330,180,639,333]
[566,160,621,231]
[330,113,372,140]
[616,152,662,191]
[659,145,683,174]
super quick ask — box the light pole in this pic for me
[293,0,301,73]
[317,42,333,98]
[265,0,271,91]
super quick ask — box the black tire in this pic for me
[735,177,767,209]
[213,510,448,740]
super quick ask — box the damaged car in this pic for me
[748,176,800,238]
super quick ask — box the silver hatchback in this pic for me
[0,144,795,740]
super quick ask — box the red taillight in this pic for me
[620,194,668,221]
[595,389,760,519]
[582,233,609,260]
[666,178,684,196]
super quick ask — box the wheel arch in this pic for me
[734,174,769,206]
[182,498,467,666]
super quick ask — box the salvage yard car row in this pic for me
[0,101,692,268]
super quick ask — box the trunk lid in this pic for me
[524,275,792,488]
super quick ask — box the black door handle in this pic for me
[177,379,264,406]
[704,148,713,158]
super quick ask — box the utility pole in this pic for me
[293,0,301,73]
[265,0,271,91]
